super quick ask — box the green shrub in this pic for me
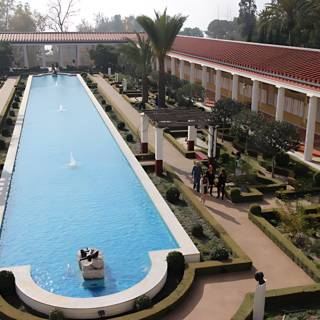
[191,223,204,238]
[14,96,20,103]
[275,152,290,167]
[311,240,320,256]
[230,188,241,202]
[0,139,6,150]
[49,309,65,320]
[220,153,230,163]
[0,270,15,295]
[211,246,229,261]
[292,233,311,248]
[117,122,125,130]
[6,118,13,126]
[2,129,10,137]
[12,101,19,108]
[126,133,133,142]
[15,90,22,97]
[166,251,185,275]
[250,204,262,215]
[105,104,112,112]
[135,294,152,311]
[166,187,180,204]
[293,162,309,177]
[100,99,106,105]
[9,110,15,117]
[313,172,320,187]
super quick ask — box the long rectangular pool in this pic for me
[0,75,181,298]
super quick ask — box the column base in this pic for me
[155,160,163,176]
[141,142,148,154]
[187,140,194,151]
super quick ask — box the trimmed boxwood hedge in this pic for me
[227,187,263,203]
[249,210,320,282]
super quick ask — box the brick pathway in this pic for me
[91,75,314,320]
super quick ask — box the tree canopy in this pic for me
[89,45,118,70]
[179,27,204,37]
[0,43,13,74]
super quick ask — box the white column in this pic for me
[215,69,222,101]
[171,57,175,76]
[190,63,195,84]
[140,113,149,153]
[155,127,164,175]
[202,65,207,89]
[76,45,81,67]
[251,80,260,112]
[164,58,168,73]
[232,74,239,100]
[23,45,29,68]
[179,60,184,80]
[41,46,46,68]
[59,45,63,68]
[108,67,112,76]
[275,87,285,122]
[253,282,267,320]
[304,96,318,161]
[187,125,197,151]
[207,126,214,159]
[213,127,218,158]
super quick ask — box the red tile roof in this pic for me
[0,32,138,44]
[172,36,320,90]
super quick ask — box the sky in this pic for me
[27,0,269,31]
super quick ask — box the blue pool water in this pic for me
[0,75,177,298]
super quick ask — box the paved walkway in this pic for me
[92,75,314,320]
[0,77,19,119]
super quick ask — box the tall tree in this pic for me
[9,3,36,32]
[206,19,241,40]
[47,0,78,32]
[119,34,153,103]
[137,9,187,108]
[76,18,94,32]
[0,0,15,31]
[179,27,204,37]
[238,0,257,41]
[89,45,118,69]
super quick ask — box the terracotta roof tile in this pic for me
[172,36,320,89]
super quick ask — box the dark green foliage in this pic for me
[117,122,125,130]
[191,223,204,238]
[275,152,290,167]
[49,309,65,320]
[313,172,320,187]
[0,270,15,296]
[2,129,10,137]
[89,45,118,70]
[238,0,257,42]
[250,204,262,215]
[9,110,15,117]
[180,27,204,37]
[100,99,106,105]
[135,294,152,311]
[12,101,19,108]
[166,251,185,275]
[0,43,13,73]
[0,139,6,150]
[6,118,13,126]
[211,246,229,261]
[14,96,20,103]
[220,153,230,163]
[230,188,241,202]
[126,133,133,142]
[166,187,180,204]
[105,104,112,112]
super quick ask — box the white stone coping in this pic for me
[0,74,199,319]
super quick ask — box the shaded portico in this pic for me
[141,108,217,175]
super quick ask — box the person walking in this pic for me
[191,161,202,193]
[206,164,215,196]
[217,169,227,200]
[201,174,208,204]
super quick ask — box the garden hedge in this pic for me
[232,284,320,320]
[249,210,320,282]
[276,187,320,199]
[227,187,263,203]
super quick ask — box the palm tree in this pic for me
[137,9,187,108]
[120,33,153,104]
[259,0,300,45]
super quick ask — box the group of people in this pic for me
[191,161,227,204]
